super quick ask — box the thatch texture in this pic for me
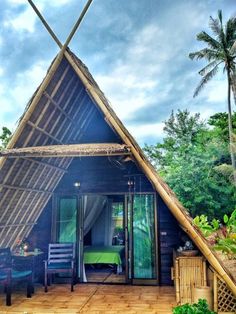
[0,48,235,295]
[0,143,131,157]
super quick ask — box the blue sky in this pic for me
[0,0,235,145]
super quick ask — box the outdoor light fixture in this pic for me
[73,181,80,188]
[127,179,134,186]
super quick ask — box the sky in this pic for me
[0,0,235,146]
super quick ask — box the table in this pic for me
[13,250,44,285]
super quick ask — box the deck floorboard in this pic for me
[0,284,176,314]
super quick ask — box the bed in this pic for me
[83,245,124,273]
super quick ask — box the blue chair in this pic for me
[44,243,76,292]
[0,248,33,306]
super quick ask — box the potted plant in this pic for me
[172,299,216,314]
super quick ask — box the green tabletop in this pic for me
[84,246,124,266]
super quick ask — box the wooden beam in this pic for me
[43,92,74,123]
[27,121,64,144]
[0,222,36,229]
[0,184,52,195]
[21,157,68,172]
[0,144,131,158]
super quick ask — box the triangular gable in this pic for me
[0,49,235,295]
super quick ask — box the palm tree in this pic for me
[189,10,236,184]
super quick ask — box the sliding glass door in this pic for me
[56,196,78,242]
[125,193,158,284]
[53,193,158,284]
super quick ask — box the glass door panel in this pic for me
[125,195,132,283]
[133,194,156,279]
[57,197,77,243]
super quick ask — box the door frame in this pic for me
[52,192,159,285]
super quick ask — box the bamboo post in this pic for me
[213,272,218,312]
[27,0,93,50]
[175,259,180,304]
[203,259,207,286]
[27,0,62,48]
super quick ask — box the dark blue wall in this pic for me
[157,195,182,285]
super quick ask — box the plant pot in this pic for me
[192,286,213,310]
[180,250,199,257]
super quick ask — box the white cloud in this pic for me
[127,122,165,142]
[0,60,48,128]
[93,23,164,119]
[206,79,227,103]
[13,61,48,106]
[7,0,26,4]
[7,0,73,6]
[4,5,37,33]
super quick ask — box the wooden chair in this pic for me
[0,248,33,306]
[44,243,76,292]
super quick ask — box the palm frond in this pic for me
[189,48,220,61]
[231,72,236,105]
[218,10,227,48]
[210,10,227,48]
[230,40,236,55]
[193,65,219,97]
[218,10,223,25]
[199,60,223,76]
[209,15,221,36]
[196,31,221,50]
[226,17,236,47]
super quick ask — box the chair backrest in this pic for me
[0,248,12,269]
[48,243,75,264]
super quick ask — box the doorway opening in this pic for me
[53,192,158,285]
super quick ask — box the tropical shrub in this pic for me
[172,299,215,314]
[193,209,236,259]
[193,215,220,237]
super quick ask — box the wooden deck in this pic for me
[0,284,176,314]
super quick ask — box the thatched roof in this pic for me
[0,143,131,158]
[0,48,235,295]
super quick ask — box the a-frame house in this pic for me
[0,2,235,312]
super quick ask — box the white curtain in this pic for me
[83,195,108,236]
[91,199,113,246]
[82,195,108,282]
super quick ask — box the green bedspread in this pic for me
[84,246,124,266]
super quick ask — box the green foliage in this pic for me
[172,299,216,314]
[189,10,236,177]
[0,127,12,149]
[144,110,236,219]
[214,237,236,257]
[193,210,236,258]
[189,10,236,97]
[208,112,236,143]
[223,208,236,233]
[193,215,219,237]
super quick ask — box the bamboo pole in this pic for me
[27,0,62,48]
[1,184,52,195]
[43,91,74,122]
[27,121,64,144]
[21,157,67,172]
[0,222,36,229]
[213,272,218,312]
